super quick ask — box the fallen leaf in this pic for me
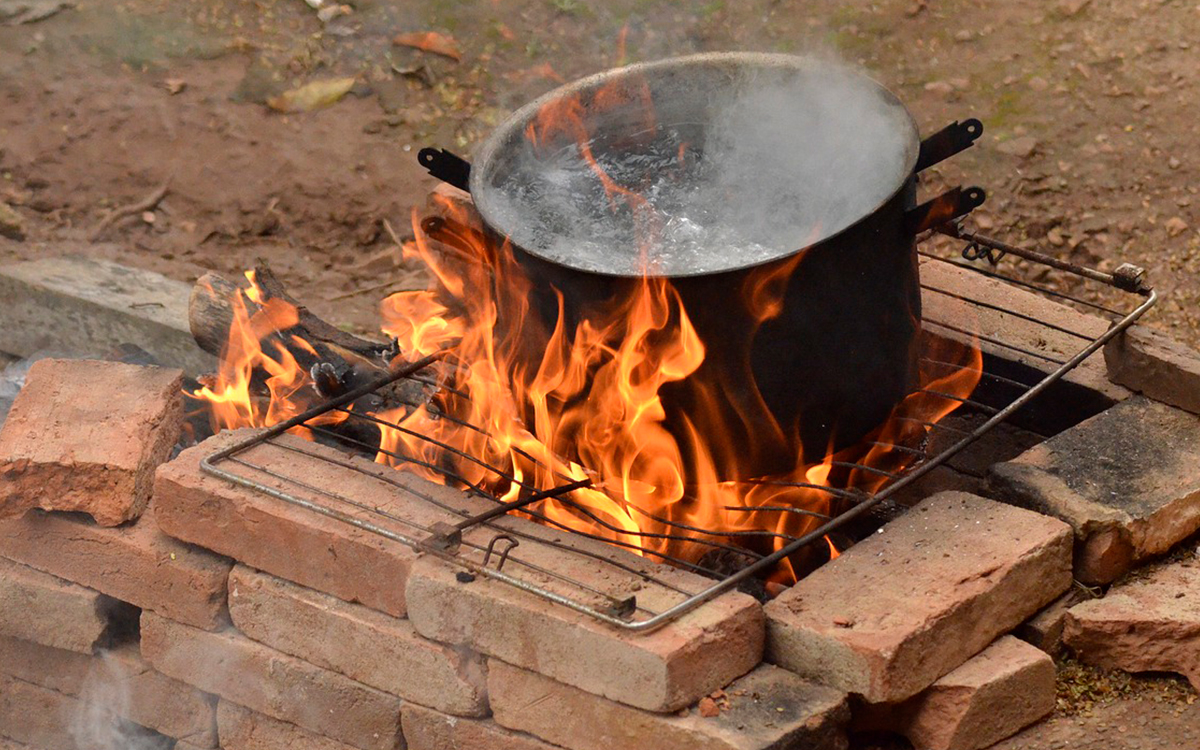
[698,697,719,718]
[393,31,462,61]
[267,77,357,113]
[1165,217,1189,238]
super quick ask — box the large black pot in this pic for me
[420,53,984,476]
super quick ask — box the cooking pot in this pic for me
[419,52,984,475]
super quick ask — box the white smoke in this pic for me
[68,650,172,750]
[483,54,916,276]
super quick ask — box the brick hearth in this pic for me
[2,254,1200,749]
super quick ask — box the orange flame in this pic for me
[189,74,983,586]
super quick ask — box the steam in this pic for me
[68,650,172,750]
[483,55,915,276]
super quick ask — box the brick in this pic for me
[228,565,487,716]
[764,492,1072,703]
[159,430,762,713]
[0,672,173,750]
[0,636,217,746]
[1015,590,1084,656]
[989,396,1200,585]
[0,557,134,654]
[402,703,561,750]
[920,257,1129,433]
[1064,558,1200,690]
[0,359,183,526]
[154,428,474,618]
[0,510,231,630]
[860,637,1055,750]
[0,672,85,749]
[0,255,215,375]
[406,538,762,713]
[489,661,848,750]
[218,702,362,750]
[140,612,403,750]
[1105,323,1200,415]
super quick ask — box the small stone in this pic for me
[0,202,24,240]
[1056,0,1092,16]
[698,697,720,718]
[953,29,974,42]
[1028,76,1050,92]
[924,80,955,97]
[1166,217,1189,237]
[996,136,1039,158]
[1168,157,1182,169]
[1047,227,1066,247]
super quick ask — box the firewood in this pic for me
[187,262,440,423]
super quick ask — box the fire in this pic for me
[188,73,983,587]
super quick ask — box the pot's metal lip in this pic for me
[469,51,922,280]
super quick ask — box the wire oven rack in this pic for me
[201,222,1157,632]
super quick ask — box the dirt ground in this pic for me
[2,0,1198,343]
[1,0,1198,746]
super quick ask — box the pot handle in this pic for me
[419,148,473,193]
[914,119,983,173]
[905,186,986,234]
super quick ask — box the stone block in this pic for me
[1015,590,1084,656]
[765,491,1072,703]
[0,510,231,630]
[228,565,487,716]
[989,396,1200,584]
[140,612,403,750]
[489,661,849,750]
[1064,558,1200,690]
[0,359,183,525]
[0,255,214,375]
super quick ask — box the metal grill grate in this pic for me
[201,223,1156,632]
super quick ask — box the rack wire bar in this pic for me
[201,221,1156,632]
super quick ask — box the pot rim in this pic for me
[469,51,922,280]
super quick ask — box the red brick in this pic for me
[488,661,848,750]
[0,673,83,749]
[218,702,362,750]
[228,565,487,716]
[0,557,131,654]
[406,529,763,713]
[1016,590,1084,657]
[1105,324,1200,415]
[154,429,498,618]
[0,359,183,526]
[1064,558,1200,689]
[989,396,1200,584]
[0,636,217,746]
[0,510,230,630]
[159,430,762,713]
[0,672,173,749]
[920,257,1128,407]
[765,492,1072,703]
[140,612,403,750]
[402,703,561,750]
[859,636,1056,750]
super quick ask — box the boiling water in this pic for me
[486,64,915,277]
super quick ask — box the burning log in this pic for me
[189,263,396,378]
[186,261,440,449]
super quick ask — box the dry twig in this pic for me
[89,178,171,241]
